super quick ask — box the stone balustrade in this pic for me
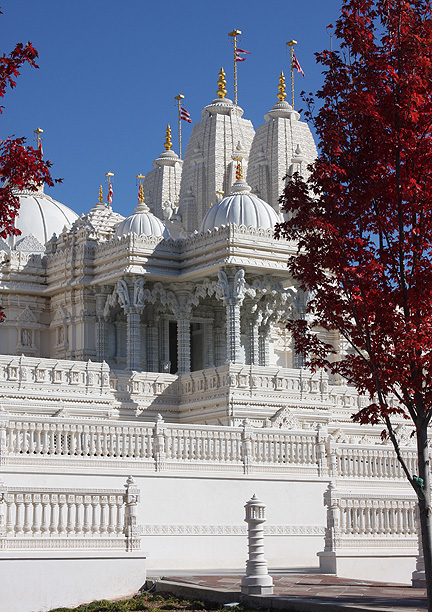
[0,355,113,417]
[328,443,418,480]
[1,412,419,480]
[318,482,418,578]
[322,483,417,547]
[0,476,142,551]
[179,365,330,400]
[0,414,320,475]
[2,417,154,463]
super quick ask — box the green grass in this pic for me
[49,593,253,612]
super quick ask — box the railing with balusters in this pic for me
[0,476,141,551]
[0,414,322,475]
[328,443,418,480]
[321,482,417,554]
[0,412,419,479]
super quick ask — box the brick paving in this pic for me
[156,572,428,612]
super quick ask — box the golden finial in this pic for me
[136,173,145,185]
[138,184,144,204]
[98,185,103,203]
[217,67,227,99]
[34,126,43,147]
[234,158,243,180]
[164,124,172,151]
[277,71,287,102]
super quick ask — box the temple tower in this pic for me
[178,68,255,233]
[247,72,317,213]
[144,125,183,221]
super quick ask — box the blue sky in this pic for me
[1,0,342,218]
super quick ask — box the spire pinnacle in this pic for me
[277,71,287,102]
[233,157,243,180]
[98,185,103,203]
[217,67,227,99]
[164,124,172,151]
[138,184,144,204]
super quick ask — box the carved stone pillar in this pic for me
[147,320,159,372]
[248,317,260,365]
[216,268,246,365]
[259,324,270,367]
[292,344,305,368]
[177,317,191,374]
[96,318,107,362]
[116,279,143,371]
[95,291,109,363]
[141,324,147,371]
[127,310,141,371]
[226,302,242,363]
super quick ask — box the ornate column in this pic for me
[126,310,141,371]
[147,318,159,372]
[95,289,110,362]
[117,279,143,371]
[216,268,246,364]
[259,324,270,367]
[177,316,191,374]
[174,291,192,374]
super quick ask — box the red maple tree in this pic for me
[276,0,432,604]
[0,32,59,321]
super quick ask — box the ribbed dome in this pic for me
[200,179,280,232]
[3,187,78,253]
[115,202,167,238]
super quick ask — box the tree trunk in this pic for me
[417,422,432,611]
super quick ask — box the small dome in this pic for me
[2,187,78,253]
[115,202,167,238]
[200,179,280,232]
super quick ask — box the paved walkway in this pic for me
[147,571,428,612]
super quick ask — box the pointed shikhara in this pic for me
[276,1,432,608]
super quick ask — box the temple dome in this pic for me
[2,186,78,253]
[115,201,167,238]
[200,178,280,232]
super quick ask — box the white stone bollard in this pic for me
[241,494,274,595]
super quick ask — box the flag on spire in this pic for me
[293,53,305,77]
[180,107,192,123]
[107,183,113,206]
[235,47,251,62]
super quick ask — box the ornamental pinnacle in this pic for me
[277,71,287,102]
[164,124,172,151]
[217,67,227,99]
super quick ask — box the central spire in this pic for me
[277,72,287,102]
[217,67,227,99]
[164,125,172,151]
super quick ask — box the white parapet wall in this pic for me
[318,482,418,583]
[0,477,146,612]
[0,382,423,588]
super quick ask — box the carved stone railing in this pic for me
[0,414,321,475]
[179,365,330,402]
[328,442,418,480]
[320,483,417,549]
[110,370,179,411]
[0,476,142,551]
[0,355,113,414]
